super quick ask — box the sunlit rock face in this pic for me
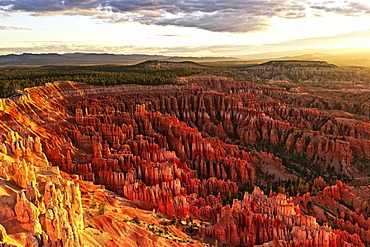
[0,132,84,246]
[0,77,369,246]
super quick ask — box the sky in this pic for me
[1,0,370,57]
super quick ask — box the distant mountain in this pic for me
[0,53,236,66]
[238,51,370,68]
[275,53,370,68]
[242,60,370,83]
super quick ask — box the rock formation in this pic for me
[0,133,84,246]
[0,75,369,246]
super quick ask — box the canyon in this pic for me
[0,65,369,246]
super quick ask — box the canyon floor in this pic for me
[0,62,370,246]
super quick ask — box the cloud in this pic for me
[0,25,31,31]
[100,0,310,32]
[259,30,370,50]
[0,0,308,32]
[153,11,266,33]
[1,30,370,56]
[0,0,369,32]
[311,1,370,16]
[0,0,101,12]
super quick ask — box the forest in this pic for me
[0,64,201,97]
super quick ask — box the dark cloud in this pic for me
[0,0,369,32]
[102,0,308,32]
[154,11,267,32]
[0,0,101,12]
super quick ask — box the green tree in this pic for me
[98,201,106,214]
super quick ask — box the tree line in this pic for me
[0,65,201,97]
